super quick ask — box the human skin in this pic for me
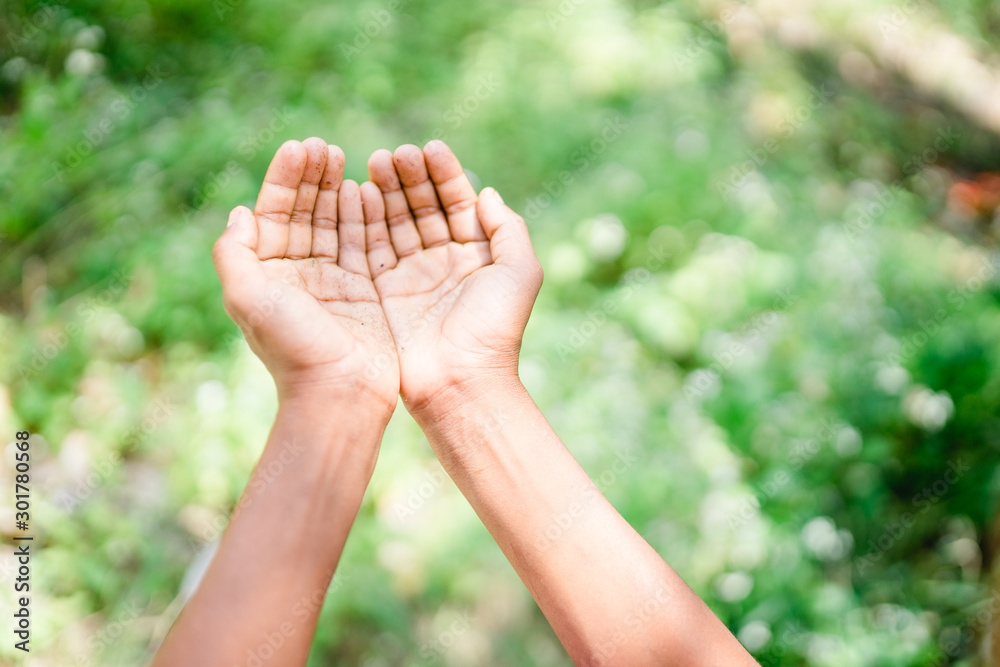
[153,136,756,666]
[151,138,398,666]
[365,140,758,666]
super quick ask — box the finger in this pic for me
[368,149,423,257]
[285,137,328,259]
[393,144,452,248]
[254,140,307,260]
[312,145,345,260]
[212,206,264,315]
[476,188,540,271]
[338,180,370,277]
[361,181,397,279]
[423,140,485,243]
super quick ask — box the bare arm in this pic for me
[365,140,756,666]
[414,379,753,665]
[153,138,399,666]
[151,397,389,666]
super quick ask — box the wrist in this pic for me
[276,384,394,432]
[263,392,391,495]
[407,372,528,436]
[276,374,397,423]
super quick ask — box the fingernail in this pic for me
[493,189,505,204]
[227,209,238,228]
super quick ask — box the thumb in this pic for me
[224,205,258,249]
[212,206,264,312]
[476,188,540,274]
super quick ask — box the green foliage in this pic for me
[2,0,1000,664]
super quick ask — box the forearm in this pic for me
[153,394,390,667]
[413,378,754,666]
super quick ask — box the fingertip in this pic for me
[392,143,423,167]
[261,140,308,194]
[476,187,520,238]
[226,205,250,227]
[360,180,382,204]
[369,148,392,168]
[479,187,504,204]
[392,144,436,192]
[302,137,328,158]
[477,187,502,211]
[321,145,346,189]
[475,191,497,232]
[423,139,450,155]
[216,206,258,264]
[277,139,307,162]
[229,205,257,239]
[368,149,396,186]
[327,144,346,167]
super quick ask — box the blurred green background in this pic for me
[3,0,1000,664]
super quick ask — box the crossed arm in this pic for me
[151,139,756,666]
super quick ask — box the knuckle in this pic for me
[443,197,476,216]
[288,210,311,226]
[387,211,414,227]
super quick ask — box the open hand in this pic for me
[362,141,543,412]
[211,138,399,411]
